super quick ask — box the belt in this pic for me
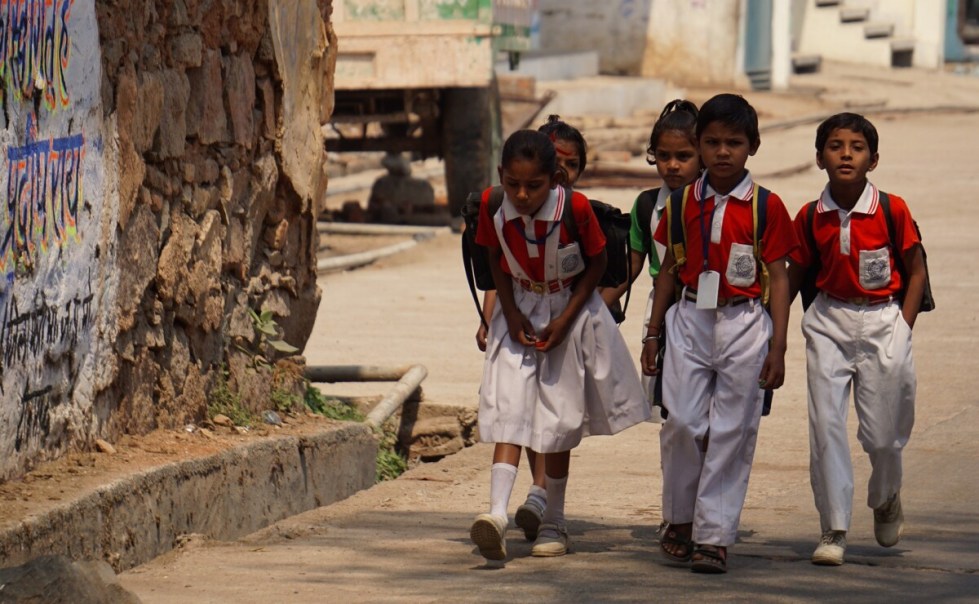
[517,277,574,294]
[825,292,893,306]
[683,289,752,307]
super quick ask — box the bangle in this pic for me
[642,333,661,344]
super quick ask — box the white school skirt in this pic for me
[478,285,650,453]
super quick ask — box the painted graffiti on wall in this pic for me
[0,114,84,281]
[0,0,75,110]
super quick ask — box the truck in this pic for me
[327,0,536,216]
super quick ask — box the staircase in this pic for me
[796,0,916,69]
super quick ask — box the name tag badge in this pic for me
[696,270,720,310]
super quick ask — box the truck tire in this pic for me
[441,86,496,216]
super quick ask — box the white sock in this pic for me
[489,463,518,519]
[527,484,547,508]
[541,474,568,528]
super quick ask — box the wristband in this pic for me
[642,334,661,344]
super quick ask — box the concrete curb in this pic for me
[0,424,377,572]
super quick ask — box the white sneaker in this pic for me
[470,513,507,561]
[514,498,545,541]
[811,530,847,566]
[531,523,569,557]
[874,492,904,547]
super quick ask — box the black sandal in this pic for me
[691,544,727,574]
[659,523,694,563]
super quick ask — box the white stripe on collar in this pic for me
[500,186,564,222]
[816,181,879,215]
[694,171,754,202]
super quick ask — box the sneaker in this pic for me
[874,492,904,547]
[470,513,507,561]
[530,522,569,557]
[811,530,847,566]
[514,498,545,541]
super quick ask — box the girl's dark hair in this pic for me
[501,129,557,175]
[646,99,699,165]
[697,93,760,147]
[815,112,879,155]
[537,114,587,175]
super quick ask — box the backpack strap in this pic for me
[666,185,690,270]
[559,186,579,242]
[635,188,659,264]
[465,186,505,330]
[877,191,905,301]
[751,184,771,306]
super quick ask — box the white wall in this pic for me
[639,0,747,87]
[0,0,117,479]
[536,0,651,75]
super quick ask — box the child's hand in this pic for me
[505,311,537,347]
[758,351,785,390]
[535,317,570,352]
[475,323,488,352]
[641,340,660,376]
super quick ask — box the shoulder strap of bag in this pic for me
[666,185,690,269]
[465,186,505,330]
[752,185,771,306]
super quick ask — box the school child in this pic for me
[603,100,702,412]
[473,115,592,542]
[470,129,650,561]
[641,93,796,574]
[787,113,925,566]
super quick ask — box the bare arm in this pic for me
[759,258,790,390]
[475,290,497,351]
[488,247,536,347]
[640,250,677,376]
[787,259,807,305]
[901,244,926,329]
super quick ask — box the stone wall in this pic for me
[0,0,334,481]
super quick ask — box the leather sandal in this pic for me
[691,544,727,574]
[659,522,694,563]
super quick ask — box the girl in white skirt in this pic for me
[469,129,650,561]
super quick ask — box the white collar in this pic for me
[817,181,879,215]
[500,186,564,222]
[695,171,754,202]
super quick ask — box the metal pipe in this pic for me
[365,365,428,428]
[316,240,417,273]
[317,223,451,236]
[305,365,414,383]
[304,364,429,428]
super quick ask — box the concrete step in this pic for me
[815,0,841,6]
[840,7,870,23]
[792,53,822,74]
[864,21,895,39]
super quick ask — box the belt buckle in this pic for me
[531,281,546,294]
[851,296,870,306]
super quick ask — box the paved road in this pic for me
[120,63,979,602]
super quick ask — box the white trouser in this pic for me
[803,293,915,532]
[660,294,771,546]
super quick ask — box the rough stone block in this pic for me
[223,54,256,148]
[155,69,190,159]
[169,32,203,68]
[187,49,230,144]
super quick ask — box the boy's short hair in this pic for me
[696,93,759,147]
[815,112,879,155]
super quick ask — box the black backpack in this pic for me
[461,186,633,327]
[799,191,934,312]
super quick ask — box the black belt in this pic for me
[683,289,752,307]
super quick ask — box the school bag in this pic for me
[461,186,633,328]
[656,183,775,417]
[799,191,935,312]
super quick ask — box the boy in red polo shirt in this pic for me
[788,113,926,567]
[641,94,797,574]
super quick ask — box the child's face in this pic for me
[498,157,557,216]
[816,127,878,184]
[698,121,758,188]
[553,139,583,185]
[652,130,700,191]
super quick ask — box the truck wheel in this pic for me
[442,86,496,216]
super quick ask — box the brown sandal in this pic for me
[691,544,727,574]
[659,523,694,563]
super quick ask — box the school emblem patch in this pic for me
[864,257,889,283]
[734,255,754,280]
[562,255,581,273]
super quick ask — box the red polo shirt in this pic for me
[790,183,919,300]
[475,186,606,281]
[653,172,797,299]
